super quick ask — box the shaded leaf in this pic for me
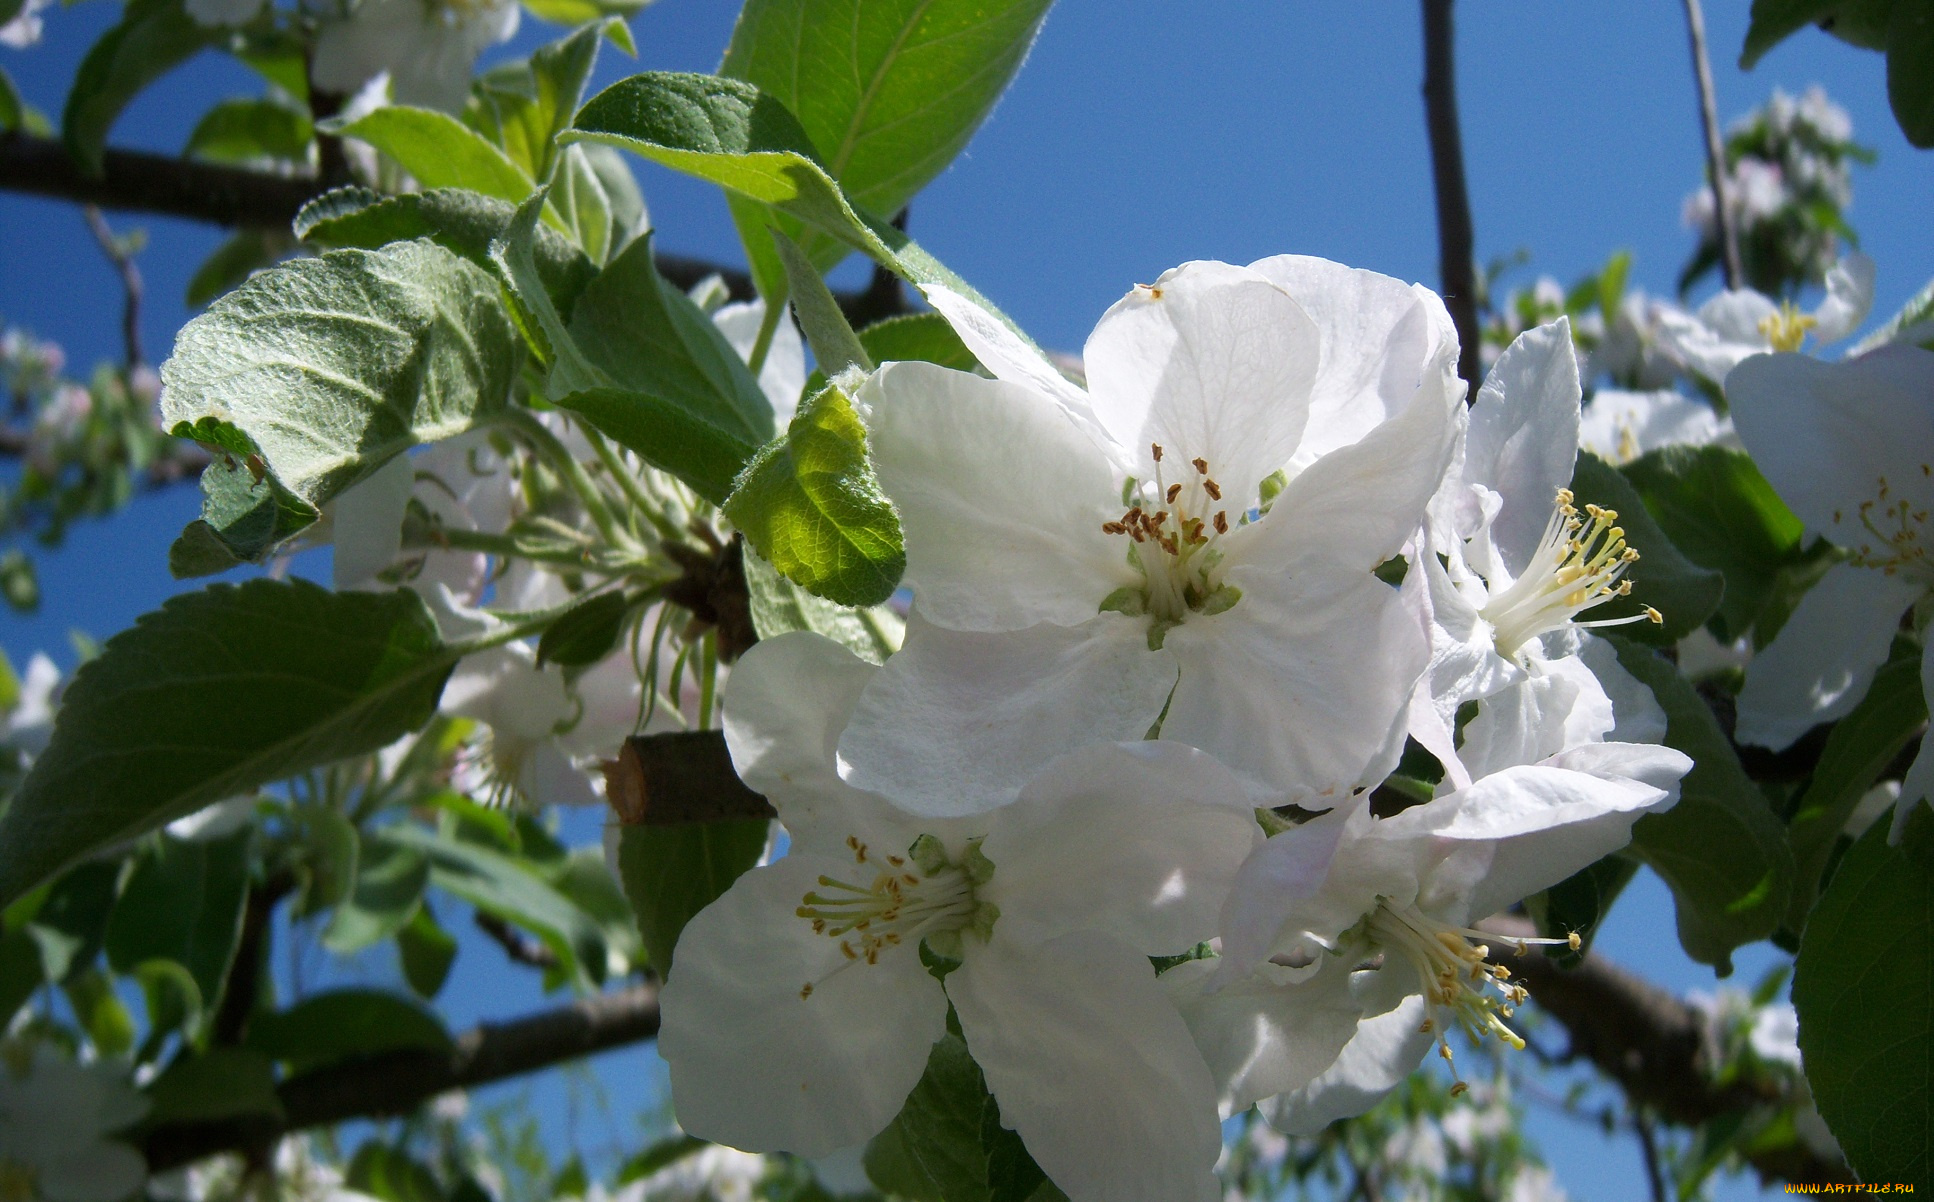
[247,988,452,1073]
[104,827,252,1009]
[145,1047,284,1124]
[1569,453,1724,644]
[614,817,767,978]
[62,0,215,175]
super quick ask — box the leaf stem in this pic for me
[496,407,628,551]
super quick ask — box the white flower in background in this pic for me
[711,299,807,424]
[2,653,60,759]
[333,429,514,602]
[0,0,50,48]
[1587,290,1682,391]
[1655,253,1874,388]
[1577,388,1733,466]
[311,0,520,114]
[1175,685,1687,1127]
[1409,320,1665,789]
[840,257,1462,814]
[442,641,602,808]
[659,632,1261,1202]
[0,1042,148,1202]
[1506,1165,1571,1202]
[182,0,263,29]
[610,1144,767,1202]
[1727,342,1934,838]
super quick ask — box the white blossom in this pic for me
[1655,254,1874,388]
[0,0,49,48]
[311,0,520,115]
[0,1043,148,1202]
[1577,388,1733,466]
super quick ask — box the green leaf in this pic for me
[63,967,136,1056]
[804,311,983,398]
[1740,0,1841,66]
[550,144,646,266]
[1619,444,1809,642]
[159,239,522,561]
[0,928,43,1028]
[548,848,645,975]
[720,0,1052,286]
[247,988,452,1074]
[0,580,460,908]
[292,806,359,919]
[20,860,121,983]
[1785,651,1928,930]
[329,107,537,205]
[1568,452,1724,644]
[62,0,217,175]
[1794,809,1934,1183]
[772,227,872,376]
[743,545,902,665]
[0,66,25,134]
[170,454,321,578]
[553,388,760,507]
[864,1030,1046,1202]
[396,902,458,998]
[614,817,767,978]
[348,1141,445,1202]
[1525,852,1638,966]
[323,829,430,953]
[104,827,252,1009]
[186,228,292,309]
[1889,0,1934,148]
[518,0,647,29]
[184,97,313,165]
[1612,637,1795,972]
[385,823,607,990]
[725,382,904,607]
[564,72,1030,344]
[536,590,634,668]
[295,186,597,321]
[145,1047,284,1124]
[466,22,611,184]
[1851,273,1934,355]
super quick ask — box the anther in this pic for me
[1191,458,1209,475]
[1204,479,1222,501]
[1213,512,1229,535]
[1166,483,1183,504]
[1151,443,1164,462]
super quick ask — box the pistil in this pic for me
[1100,444,1243,642]
[795,834,994,998]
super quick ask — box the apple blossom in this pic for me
[1655,253,1873,388]
[659,631,1262,1202]
[311,0,520,114]
[839,257,1462,814]
[1577,388,1734,466]
[0,1042,148,1202]
[1726,341,1934,837]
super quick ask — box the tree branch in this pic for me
[1486,917,1854,1185]
[82,205,146,370]
[1420,0,1481,400]
[1682,0,1743,291]
[140,981,662,1171]
[473,910,560,971]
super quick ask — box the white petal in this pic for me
[919,284,1115,450]
[1813,253,1876,345]
[837,613,1176,817]
[331,453,415,590]
[1162,572,1425,805]
[861,361,1135,631]
[1408,554,1519,788]
[1577,389,1731,465]
[979,742,1260,954]
[1261,997,1434,1135]
[713,300,806,422]
[1728,345,1934,536]
[1165,957,1363,1113]
[1736,563,1921,749]
[1212,807,1357,982]
[1578,634,1668,744]
[1462,320,1581,576]
[951,933,1222,1202]
[1238,345,1460,574]
[442,646,572,739]
[1656,293,1774,386]
[1083,261,1320,506]
[658,854,947,1157]
[1242,257,1446,470]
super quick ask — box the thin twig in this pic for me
[474,911,560,971]
[82,205,146,369]
[1683,0,1743,290]
[1420,0,1481,400]
[1635,1108,1669,1202]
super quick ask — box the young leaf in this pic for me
[1569,452,1724,644]
[1794,809,1933,1184]
[0,581,461,908]
[1783,650,1927,930]
[772,227,872,376]
[614,817,769,978]
[144,1047,284,1124]
[160,239,522,562]
[0,66,25,134]
[863,1030,1048,1202]
[327,107,537,204]
[296,186,597,319]
[743,546,903,665]
[563,72,1029,344]
[62,0,217,175]
[103,827,252,1011]
[1619,444,1811,642]
[396,903,458,998]
[1612,638,1795,972]
[1739,0,1841,67]
[323,830,430,954]
[1524,852,1639,966]
[245,988,452,1074]
[467,21,615,183]
[169,454,321,579]
[535,589,632,668]
[725,381,906,608]
[720,0,1052,291]
[184,97,313,165]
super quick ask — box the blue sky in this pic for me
[2,1,1922,1196]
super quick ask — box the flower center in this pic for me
[1828,471,1934,583]
[1478,488,1662,660]
[1099,443,1244,647]
[1361,901,1577,1096]
[1757,301,1817,354]
[794,834,996,999]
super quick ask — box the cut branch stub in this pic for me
[603,731,776,827]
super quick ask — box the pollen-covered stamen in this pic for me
[1480,488,1662,659]
[1758,301,1818,354]
[794,834,994,1000]
[1362,901,1578,1095]
[1832,472,1934,581]
[1099,443,1242,636]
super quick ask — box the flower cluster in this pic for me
[658,258,1691,1200]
